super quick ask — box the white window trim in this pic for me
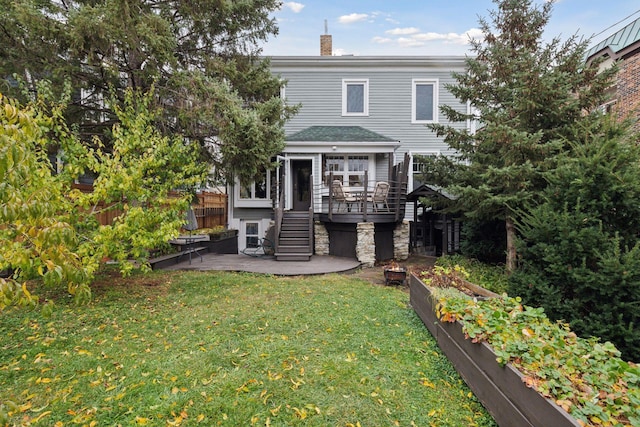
[411,79,439,124]
[342,79,369,117]
[323,154,375,190]
[234,170,272,208]
[238,219,271,251]
[409,150,441,191]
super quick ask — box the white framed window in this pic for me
[412,79,438,123]
[411,151,440,190]
[342,79,369,116]
[244,222,260,248]
[323,154,372,188]
[235,168,271,207]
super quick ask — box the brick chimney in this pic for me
[320,20,332,56]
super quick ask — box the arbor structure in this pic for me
[425,0,615,271]
[0,0,293,183]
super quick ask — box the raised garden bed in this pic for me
[409,273,581,427]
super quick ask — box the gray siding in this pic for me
[273,56,468,161]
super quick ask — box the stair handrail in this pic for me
[274,169,286,254]
[308,174,314,253]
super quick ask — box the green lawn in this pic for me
[1,270,496,426]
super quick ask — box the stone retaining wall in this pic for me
[394,220,410,260]
[356,222,376,267]
[314,221,329,255]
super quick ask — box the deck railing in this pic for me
[314,153,410,221]
[319,172,406,219]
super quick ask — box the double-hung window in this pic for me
[412,79,438,123]
[342,79,369,116]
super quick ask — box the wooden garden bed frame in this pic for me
[409,273,581,427]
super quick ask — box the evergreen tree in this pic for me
[424,0,615,271]
[0,0,293,182]
[510,115,640,361]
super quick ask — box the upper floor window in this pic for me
[342,79,369,116]
[412,79,438,123]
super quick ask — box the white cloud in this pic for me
[372,36,392,44]
[386,27,421,36]
[465,28,484,41]
[283,2,305,13]
[380,28,483,49]
[338,13,369,24]
[397,37,425,48]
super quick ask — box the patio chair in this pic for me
[367,181,390,212]
[182,207,204,264]
[331,180,358,212]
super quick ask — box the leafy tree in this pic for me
[0,0,293,183]
[73,88,208,275]
[0,90,91,308]
[509,115,640,361]
[424,0,615,271]
[0,88,207,309]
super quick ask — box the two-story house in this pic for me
[227,38,469,266]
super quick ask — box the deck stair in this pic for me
[275,211,313,261]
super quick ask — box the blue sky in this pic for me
[261,0,640,56]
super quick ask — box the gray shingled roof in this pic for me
[586,17,640,60]
[285,126,396,142]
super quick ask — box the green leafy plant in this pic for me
[0,90,91,308]
[417,264,477,297]
[1,88,207,309]
[435,292,640,426]
[436,255,508,294]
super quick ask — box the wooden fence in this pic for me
[71,184,227,229]
[192,192,227,229]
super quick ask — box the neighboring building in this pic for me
[585,17,640,128]
[228,36,469,265]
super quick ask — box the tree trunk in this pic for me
[505,216,516,274]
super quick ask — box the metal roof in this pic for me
[285,126,397,142]
[586,17,640,60]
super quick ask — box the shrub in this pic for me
[459,219,506,264]
[510,116,640,361]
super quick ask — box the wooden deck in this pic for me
[316,211,401,223]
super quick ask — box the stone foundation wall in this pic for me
[356,222,376,267]
[314,221,329,255]
[394,220,410,260]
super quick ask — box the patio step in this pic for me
[276,211,312,261]
[274,253,314,261]
[276,244,310,252]
[280,230,310,239]
[149,247,207,270]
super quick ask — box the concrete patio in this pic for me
[159,253,362,276]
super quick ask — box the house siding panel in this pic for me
[273,57,467,173]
